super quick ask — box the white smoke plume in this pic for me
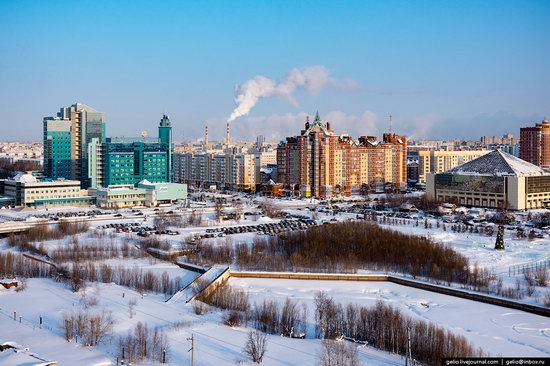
[228,66,355,123]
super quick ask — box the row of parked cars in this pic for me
[34,209,110,220]
[203,218,316,238]
[98,222,180,236]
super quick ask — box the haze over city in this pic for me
[1,0,549,141]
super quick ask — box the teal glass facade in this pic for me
[103,138,170,186]
[43,119,72,180]
[158,114,173,182]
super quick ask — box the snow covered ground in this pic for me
[229,277,550,357]
[377,222,550,275]
[0,278,404,365]
[1,197,550,364]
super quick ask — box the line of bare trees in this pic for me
[49,240,145,263]
[187,239,233,267]
[7,222,90,258]
[118,322,169,364]
[56,262,183,294]
[0,252,52,278]
[61,309,114,346]
[314,292,484,365]
[197,284,483,364]
[197,283,307,337]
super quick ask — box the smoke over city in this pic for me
[227,66,356,123]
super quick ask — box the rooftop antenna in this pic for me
[389,114,393,133]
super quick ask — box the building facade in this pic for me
[0,173,93,208]
[94,115,174,188]
[43,119,72,180]
[427,150,550,210]
[95,180,187,208]
[276,113,407,197]
[43,103,106,188]
[417,149,490,184]
[520,117,550,169]
[174,149,276,192]
[103,137,170,186]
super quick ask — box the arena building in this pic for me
[426,150,550,210]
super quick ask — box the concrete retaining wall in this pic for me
[228,271,550,318]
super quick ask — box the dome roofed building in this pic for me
[427,149,550,210]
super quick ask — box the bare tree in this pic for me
[234,200,244,223]
[61,309,114,346]
[215,199,224,222]
[70,261,83,292]
[244,330,268,363]
[318,339,360,366]
[128,298,138,319]
[260,202,284,218]
[280,297,299,337]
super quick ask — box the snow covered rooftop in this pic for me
[12,173,37,184]
[447,150,547,177]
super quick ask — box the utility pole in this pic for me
[187,333,195,366]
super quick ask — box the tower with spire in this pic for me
[158,114,173,182]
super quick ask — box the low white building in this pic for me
[427,150,550,210]
[0,173,93,208]
[94,181,187,209]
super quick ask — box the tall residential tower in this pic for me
[520,117,550,169]
[43,103,106,187]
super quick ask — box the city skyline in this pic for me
[1,1,549,142]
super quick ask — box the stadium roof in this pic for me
[447,150,547,177]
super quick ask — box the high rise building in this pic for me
[43,103,106,187]
[520,117,550,168]
[277,113,407,197]
[103,115,173,187]
[103,137,170,186]
[43,118,72,180]
[173,148,276,192]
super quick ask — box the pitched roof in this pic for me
[303,112,334,136]
[447,149,546,177]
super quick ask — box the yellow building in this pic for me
[418,150,490,184]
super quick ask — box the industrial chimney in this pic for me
[226,121,231,146]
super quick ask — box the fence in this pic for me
[509,259,550,277]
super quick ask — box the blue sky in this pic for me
[0,0,549,142]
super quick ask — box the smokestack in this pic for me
[204,125,209,146]
[226,121,231,146]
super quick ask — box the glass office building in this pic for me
[103,137,170,186]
